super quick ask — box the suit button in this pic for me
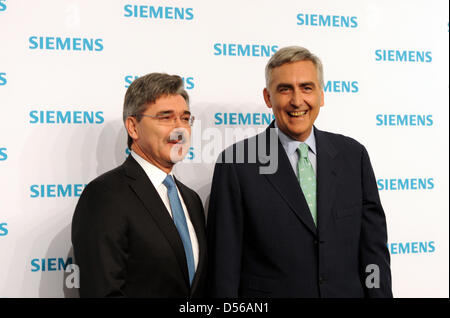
[314,240,318,245]
[319,276,325,285]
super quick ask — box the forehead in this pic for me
[145,94,188,112]
[270,60,319,85]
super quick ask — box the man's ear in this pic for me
[319,89,325,107]
[125,116,139,142]
[263,88,272,109]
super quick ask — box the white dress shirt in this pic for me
[131,150,199,270]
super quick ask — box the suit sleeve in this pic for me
[207,160,244,297]
[359,146,393,297]
[71,182,128,297]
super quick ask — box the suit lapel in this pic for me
[314,127,340,234]
[122,156,190,287]
[175,178,206,297]
[261,124,317,237]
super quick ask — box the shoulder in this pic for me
[81,163,128,199]
[315,128,366,154]
[216,130,269,164]
[72,164,130,236]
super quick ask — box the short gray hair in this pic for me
[123,73,189,148]
[265,46,324,89]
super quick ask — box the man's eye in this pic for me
[279,87,290,92]
[181,116,191,122]
[158,116,172,121]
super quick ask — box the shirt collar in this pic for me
[275,121,317,156]
[130,150,172,188]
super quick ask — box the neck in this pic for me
[131,143,174,174]
[275,121,313,142]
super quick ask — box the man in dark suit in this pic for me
[72,73,207,297]
[207,46,392,297]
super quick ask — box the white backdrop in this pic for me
[0,0,448,298]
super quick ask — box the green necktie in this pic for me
[297,143,317,226]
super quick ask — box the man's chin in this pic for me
[168,143,189,163]
[286,127,312,141]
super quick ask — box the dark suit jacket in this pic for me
[207,123,392,298]
[72,155,207,297]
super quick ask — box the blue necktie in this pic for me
[163,175,195,286]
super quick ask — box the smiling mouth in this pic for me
[288,110,308,117]
[168,138,185,144]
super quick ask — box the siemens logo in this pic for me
[214,43,278,57]
[124,4,193,20]
[376,114,433,126]
[125,75,194,89]
[0,0,6,11]
[215,113,275,126]
[29,110,104,124]
[185,147,194,161]
[29,36,103,51]
[0,147,6,161]
[297,13,357,28]
[0,72,6,85]
[0,223,7,236]
[31,257,73,272]
[375,50,432,63]
[30,184,86,198]
[377,178,434,191]
[324,81,358,93]
[388,241,435,255]
[124,75,139,88]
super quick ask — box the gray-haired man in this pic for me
[207,46,392,297]
[72,73,207,297]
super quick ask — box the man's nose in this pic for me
[290,89,304,107]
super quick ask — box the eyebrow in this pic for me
[276,83,294,90]
[155,110,191,115]
[299,82,316,88]
[276,82,316,90]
